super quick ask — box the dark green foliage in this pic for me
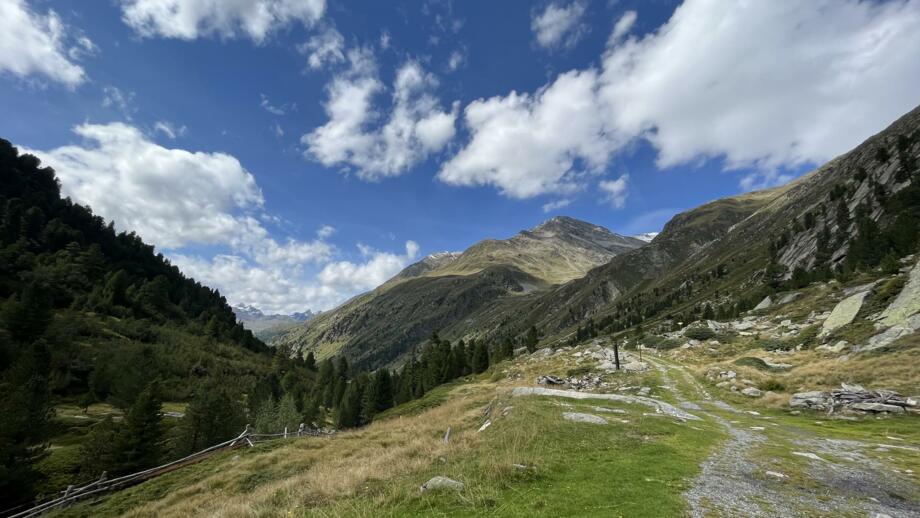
[759,379,786,392]
[683,327,715,341]
[0,340,52,508]
[524,326,539,352]
[336,381,363,429]
[175,384,246,455]
[114,383,163,474]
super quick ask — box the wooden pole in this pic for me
[613,341,621,371]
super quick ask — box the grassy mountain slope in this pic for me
[273,217,644,368]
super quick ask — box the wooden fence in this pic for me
[5,424,330,518]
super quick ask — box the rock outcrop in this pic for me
[821,291,870,335]
[790,384,918,414]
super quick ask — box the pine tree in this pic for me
[79,416,120,478]
[472,340,489,373]
[304,351,316,371]
[0,340,52,506]
[276,393,302,433]
[362,369,394,420]
[524,326,539,352]
[177,385,246,455]
[254,397,278,433]
[337,382,363,429]
[114,382,163,474]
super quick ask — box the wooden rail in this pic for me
[5,425,331,518]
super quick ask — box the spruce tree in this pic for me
[524,326,539,352]
[177,385,246,454]
[337,382,363,429]
[304,351,317,371]
[114,382,163,474]
[472,340,489,373]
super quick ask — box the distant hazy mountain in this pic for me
[233,304,317,341]
[632,232,659,243]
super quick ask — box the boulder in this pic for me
[778,292,802,305]
[822,291,871,335]
[790,391,831,410]
[754,296,773,310]
[420,476,464,492]
[537,375,565,385]
[741,387,763,397]
[513,346,528,357]
[859,314,920,352]
[562,412,608,425]
[849,402,905,413]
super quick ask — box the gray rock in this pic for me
[778,292,802,305]
[880,261,920,326]
[790,391,831,410]
[741,387,763,398]
[562,412,608,425]
[420,476,464,492]
[860,313,920,352]
[817,340,848,353]
[822,291,870,334]
[849,402,905,414]
[537,375,565,385]
[754,296,773,310]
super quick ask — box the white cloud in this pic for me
[599,174,629,208]
[446,49,466,72]
[0,0,90,87]
[318,241,419,293]
[598,0,920,172]
[542,199,572,213]
[119,0,326,42]
[273,122,284,137]
[607,10,636,45]
[438,69,620,198]
[154,120,188,139]
[25,122,413,313]
[299,26,344,70]
[317,225,336,239]
[379,30,391,50]
[444,0,920,197]
[531,1,589,50]
[303,48,459,180]
[27,123,263,249]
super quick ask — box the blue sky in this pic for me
[2,0,919,313]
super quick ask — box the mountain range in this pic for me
[232,304,318,341]
[273,104,920,371]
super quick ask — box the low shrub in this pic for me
[758,379,786,392]
[683,327,715,341]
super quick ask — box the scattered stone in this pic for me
[562,412,608,425]
[536,375,565,385]
[720,371,737,380]
[512,387,701,420]
[716,381,730,388]
[679,401,702,410]
[638,386,651,396]
[778,292,802,305]
[420,476,464,492]
[822,291,871,335]
[741,387,763,398]
[849,402,905,414]
[477,420,492,433]
[860,313,920,352]
[750,426,766,431]
[790,385,916,414]
[765,470,787,479]
[513,346,528,357]
[792,452,824,462]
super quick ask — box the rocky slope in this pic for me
[272,217,645,368]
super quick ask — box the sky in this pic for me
[1,0,919,314]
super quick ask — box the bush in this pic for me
[759,379,786,392]
[758,338,793,351]
[639,335,681,350]
[683,327,716,341]
[795,325,820,349]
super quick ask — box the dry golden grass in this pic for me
[115,382,497,518]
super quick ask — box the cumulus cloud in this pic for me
[444,0,920,197]
[299,26,345,69]
[303,48,459,180]
[531,1,589,50]
[102,86,137,119]
[0,0,90,87]
[438,69,621,198]
[599,174,629,208]
[27,123,263,249]
[26,123,416,313]
[119,0,326,42]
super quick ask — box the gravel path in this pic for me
[646,356,920,517]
